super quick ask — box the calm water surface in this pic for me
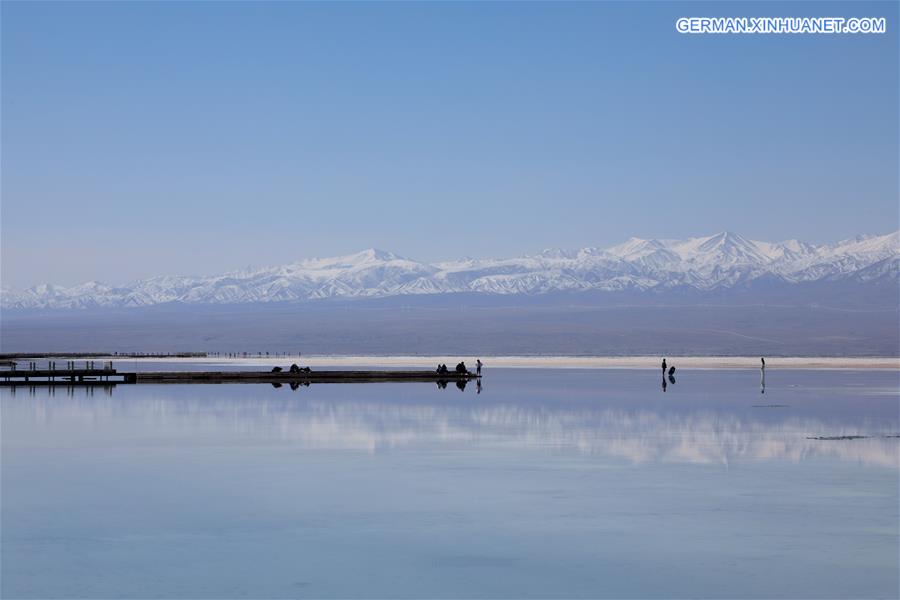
[2,367,898,598]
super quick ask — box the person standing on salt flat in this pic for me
[760,357,766,394]
[476,359,483,376]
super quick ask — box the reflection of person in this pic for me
[476,378,482,394]
[760,357,766,393]
[662,374,667,392]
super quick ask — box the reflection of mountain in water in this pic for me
[23,394,899,468]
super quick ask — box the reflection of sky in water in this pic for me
[2,369,898,598]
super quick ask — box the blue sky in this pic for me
[2,1,898,287]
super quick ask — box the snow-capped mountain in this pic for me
[4,232,897,310]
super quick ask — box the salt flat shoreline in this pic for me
[99,355,899,370]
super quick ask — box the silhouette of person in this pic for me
[476,378,482,394]
[456,379,467,391]
[760,357,766,393]
[662,358,667,374]
[476,359,483,376]
[662,374,667,392]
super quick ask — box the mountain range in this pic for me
[3,231,898,310]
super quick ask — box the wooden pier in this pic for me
[1,368,477,387]
[1,368,127,385]
[135,370,477,384]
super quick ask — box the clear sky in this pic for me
[2,1,898,288]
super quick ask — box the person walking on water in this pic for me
[476,359,483,376]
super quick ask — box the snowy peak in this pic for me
[535,248,579,260]
[607,237,667,258]
[3,231,897,309]
[295,248,407,270]
[827,231,899,257]
[696,231,757,255]
[605,238,678,270]
[757,239,817,262]
[344,248,404,263]
[668,231,769,265]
